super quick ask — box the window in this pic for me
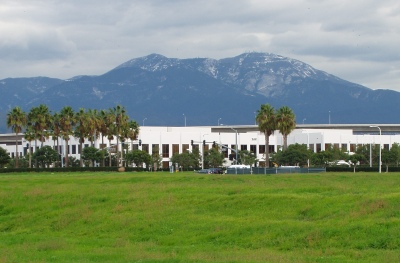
[241,145,247,151]
[72,145,76,154]
[316,143,322,153]
[203,145,209,152]
[132,144,139,151]
[334,143,339,149]
[152,144,159,155]
[192,144,199,152]
[222,144,228,157]
[162,144,169,158]
[341,144,347,152]
[250,145,256,154]
[172,144,179,155]
[309,144,314,152]
[231,144,236,154]
[259,145,265,154]
[350,144,356,152]
[269,145,275,153]
[384,144,389,150]
[142,144,149,153]
[182,144,189,154]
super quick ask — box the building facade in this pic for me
[1,124,399,167]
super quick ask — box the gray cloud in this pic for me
[0,0,399,91]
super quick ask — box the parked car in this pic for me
[197,169,211,174]
[209,168,224,174]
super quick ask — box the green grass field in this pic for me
[1,171,400,262]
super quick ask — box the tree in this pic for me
[276,106,296,150]
[51,112,62,166]
[33,146,59,168]
[238,150,257,167]
[28,105,52,147]
[74,108,89,167]
[59,106,76,167]
[24,123,36,168]
[348,153,366,173]
[104,108,116,167]
[125,150,151,168]
[381,144,400,172]
[0,147,11,168]
[273,143,311,166]
[151,152,162,171]
[81,146,101,167]
[7,106,27,168]
[310,150,333,167]
[113,105,129,166]
[256,104,276,168]
[170,151,200,171]
[204,148,225,168]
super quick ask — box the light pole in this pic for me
[218,118,221,126]
[370,125,381,173]
[202,134,208,169]
[329,111,331,124]
[230,127,238,164]
[183,114,186,127]
[303,118,306,124]
[143,118,147,126]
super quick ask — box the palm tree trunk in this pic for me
[265,133,270,168]
[15,133,19,168]
[108,139,112,167]
[29,141,32,168]
[65,139,69,167]
[80,142,83,167]
[283,135,288,151]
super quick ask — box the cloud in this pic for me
[0,0,399,91]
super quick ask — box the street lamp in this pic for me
[329,111,331,124]
[202,134,208,169]
[218,118,221,126]
[183,114,186,127]
[230,127,238,164]
[370,125,381,173]
[143,118,147,126]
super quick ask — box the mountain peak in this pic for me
[113,53,178,72]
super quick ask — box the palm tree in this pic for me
[98,109,109,167]
[113,105,129,166]
[24,123,36,168]
[276,106,296,151]
[59,106,76,167]
[7,106,27,168]
[105,109,116,167]
[28,104,52,147]
[51,112,62,166]
[120,120,140,167]
[87,109,101,147]
[256,104,276,167]
[74,108,88,167]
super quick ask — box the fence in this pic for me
[226,167,326,175]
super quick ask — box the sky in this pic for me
[1,0,400,91]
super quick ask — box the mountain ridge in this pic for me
[0,52,399,132]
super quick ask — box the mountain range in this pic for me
[1,52,399,133]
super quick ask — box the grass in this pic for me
[0,171,400,262]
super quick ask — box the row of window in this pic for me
[8,142,391,159]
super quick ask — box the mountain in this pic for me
[1,52,400,132]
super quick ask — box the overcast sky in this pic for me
[1,0,399,91]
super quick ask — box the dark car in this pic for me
[208,168,223,174]
[197,169,211,174]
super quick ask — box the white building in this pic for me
[1,124,399,168]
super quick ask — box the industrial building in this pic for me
[1,124,399,168]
